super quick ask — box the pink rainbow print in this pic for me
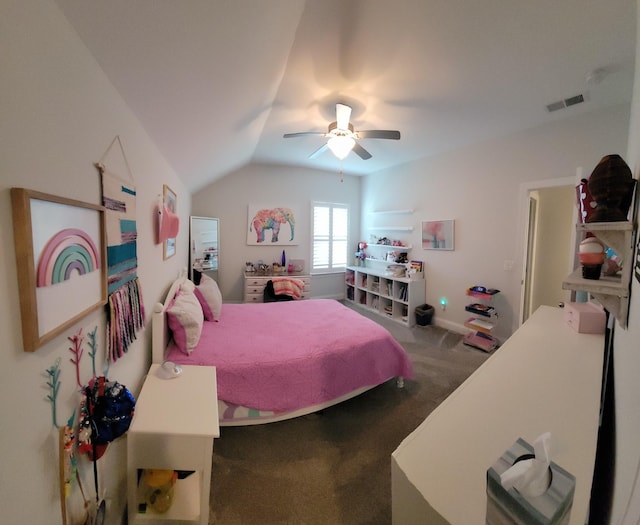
[37,228,100,287]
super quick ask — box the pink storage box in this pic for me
[564,302,606,334]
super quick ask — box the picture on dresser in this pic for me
[247,204,299,245]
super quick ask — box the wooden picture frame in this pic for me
[163,184,177,259]
[11,188,107,352]
[247,204,298,245]
[422,219,455,251]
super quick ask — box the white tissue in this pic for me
[500,432,552,497]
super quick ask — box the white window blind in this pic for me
[312,202,349,273]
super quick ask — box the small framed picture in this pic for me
[422,220,455,251]
[163,184,177,259]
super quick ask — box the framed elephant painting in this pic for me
[247,204,299,245]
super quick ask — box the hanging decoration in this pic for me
[78,376,136,461]
[87,326,98,378]
[68,328,84,389]
[45,358,62,428]
[95,136,145,362]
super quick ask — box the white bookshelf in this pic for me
[345,265,425,327]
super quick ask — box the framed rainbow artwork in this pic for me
[11,188,107,352]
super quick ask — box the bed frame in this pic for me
[151,269,403,426]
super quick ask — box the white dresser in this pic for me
[391,306,604,525]
[243,271,311,302]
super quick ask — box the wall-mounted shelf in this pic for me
[561,221,635,328]
[369,226,413,232]
[370,209,414,215]
[366,244,413,250]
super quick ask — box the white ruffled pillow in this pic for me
[167,286,204,354]
[194,274,222,321]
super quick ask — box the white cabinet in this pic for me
[127,365,219,525]
[562,221,636,327]
[345,266,425,327]
[243,272,311,302]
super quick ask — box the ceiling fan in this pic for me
[283,103,401,160]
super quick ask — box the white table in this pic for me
[127,365,219,524]
[392,306,605,524]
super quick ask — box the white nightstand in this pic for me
[127,365,219,525]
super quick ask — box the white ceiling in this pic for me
[54,0,636,191]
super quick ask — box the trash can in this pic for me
[415,304,435,326]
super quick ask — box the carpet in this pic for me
[209,313,490,524]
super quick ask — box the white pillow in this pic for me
[194,274,222,321]
[167,288,204,354]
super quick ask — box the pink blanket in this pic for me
[166,299,413,412]
[271,277,304,299]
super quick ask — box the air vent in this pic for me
[546,93,587,113]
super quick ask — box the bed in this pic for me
[152,270,414,426]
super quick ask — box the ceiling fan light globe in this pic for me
[327,136,355,160]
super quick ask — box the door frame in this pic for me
[518,174,579,325]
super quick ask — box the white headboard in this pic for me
[151,268,188,364]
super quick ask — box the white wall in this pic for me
[0,2,190,523]
[610,4,640,523]
[362,104,630,340]
[192,163,361,302]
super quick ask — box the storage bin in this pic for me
[564,302,605,334]
[415,304,434,326]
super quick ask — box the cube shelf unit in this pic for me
[345,265,425,326]
[562,221,635,328]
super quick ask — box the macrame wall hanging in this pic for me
[95,136,145,362]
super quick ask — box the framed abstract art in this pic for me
[422,220,455,251]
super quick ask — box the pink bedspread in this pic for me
[165,299,413,412]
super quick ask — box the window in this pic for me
[311,202,349,273]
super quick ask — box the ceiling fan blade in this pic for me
[352,142,372,160]
[336,104,352,130]
[284,131,326,138]
[309,143,329,159]
[357,130,401,140]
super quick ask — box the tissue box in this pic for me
[564,302,605,334]
[486,438,575,525]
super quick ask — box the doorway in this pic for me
[519,177,577,324]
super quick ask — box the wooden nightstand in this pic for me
[127,365,219,525]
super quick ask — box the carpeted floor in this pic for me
[209,307,491,524]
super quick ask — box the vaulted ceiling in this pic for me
[54,0,636,191]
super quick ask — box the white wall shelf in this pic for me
[366,244,413,250]
[561,221,635,328]
[369,226,414,232]
[370,209,414,215]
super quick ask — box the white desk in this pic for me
[127,365,220,525]
[392,306,605,524]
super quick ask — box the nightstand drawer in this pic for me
[245,285,265,295]
[245,293,264,303]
